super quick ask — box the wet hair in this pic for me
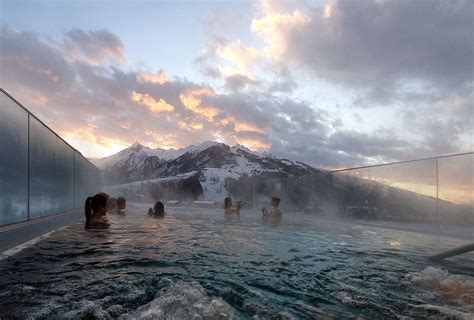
[271,197,281,207]
[116,197,126,209]
[97,192,110,200]
[153,201,165,216]
[85,193,108,227]
[224,197,232,209]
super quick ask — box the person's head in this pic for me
[271,196,281,208]
[85,193,108,225]
[108,197,117,211]
[153,201,165,215]
[116,197,126,210]
[97,192,110,211]
[98,192,110,202]
[224,197,232,209]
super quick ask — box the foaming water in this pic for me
[0,206,472,319]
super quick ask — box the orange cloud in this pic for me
[251,9,309,61]
[65,47,124,66]
[145,130,178,149]
[59,124,131,158]
[131,91,175,114]
[178,120,204,131]
[234,136,271,152]
[234,121,267,134]
[218,116,267,134]
[216,40,260,77]
[179,87,219,121]
[35,95,48,105]
[136,71,168,84]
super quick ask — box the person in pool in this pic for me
[148,201,165,217]
[261,196,282,220]
[97,192,111,221]
[108,197,117,213]
[85,193,110,229]
[224,197,243,215]
[116,197,126,214]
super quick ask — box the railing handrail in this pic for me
[330,151,474,173]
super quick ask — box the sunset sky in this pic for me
[0,0,472,169]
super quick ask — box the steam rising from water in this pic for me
[0,206,472,319]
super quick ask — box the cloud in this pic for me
[178,120,204,132]
[63,28,124,65]
[251,0,473,103]
[329,130,410,160]
[224,74,258,91]
[0,27,75,94]
[215,40,260,77]
[136,70,168,84]
[179,87,220,121]
[251,8,308,62]
[0,23,470,169]
[130,91,175,114]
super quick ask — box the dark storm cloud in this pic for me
[278,0,473,103]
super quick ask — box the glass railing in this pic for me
[228,152,473,239]
[0,89,100,226]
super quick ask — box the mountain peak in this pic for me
[131,141,143,148]
[233,144,259,155]
[195,140,221,150]
[95,139,320,188]
[183,141,221,155]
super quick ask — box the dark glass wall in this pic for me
[74,151,100,208]
[228,153,473,239]
[0,89,99,226]
[0,92,29,225]
[29,117,74,218]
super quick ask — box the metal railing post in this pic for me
[27,114,30,221]
[436,157,440,232]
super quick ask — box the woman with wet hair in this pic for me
[148,201,165,217]
[224,197,242,215]
[85,193,110,229]
[262,196,282,220]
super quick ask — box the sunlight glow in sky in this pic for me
[0,0,472,169]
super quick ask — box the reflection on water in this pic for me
[0,205,473,319]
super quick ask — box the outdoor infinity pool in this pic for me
[0,205,473,319]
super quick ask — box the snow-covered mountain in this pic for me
[92,141,220,170]
[91,141,320,201]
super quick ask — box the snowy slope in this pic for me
[91,141,220,170]
[93,141,320,200]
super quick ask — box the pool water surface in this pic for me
[0,205,473,319]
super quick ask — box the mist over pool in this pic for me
[0,205,472,319]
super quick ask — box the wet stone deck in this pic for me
[0,210,82,257]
